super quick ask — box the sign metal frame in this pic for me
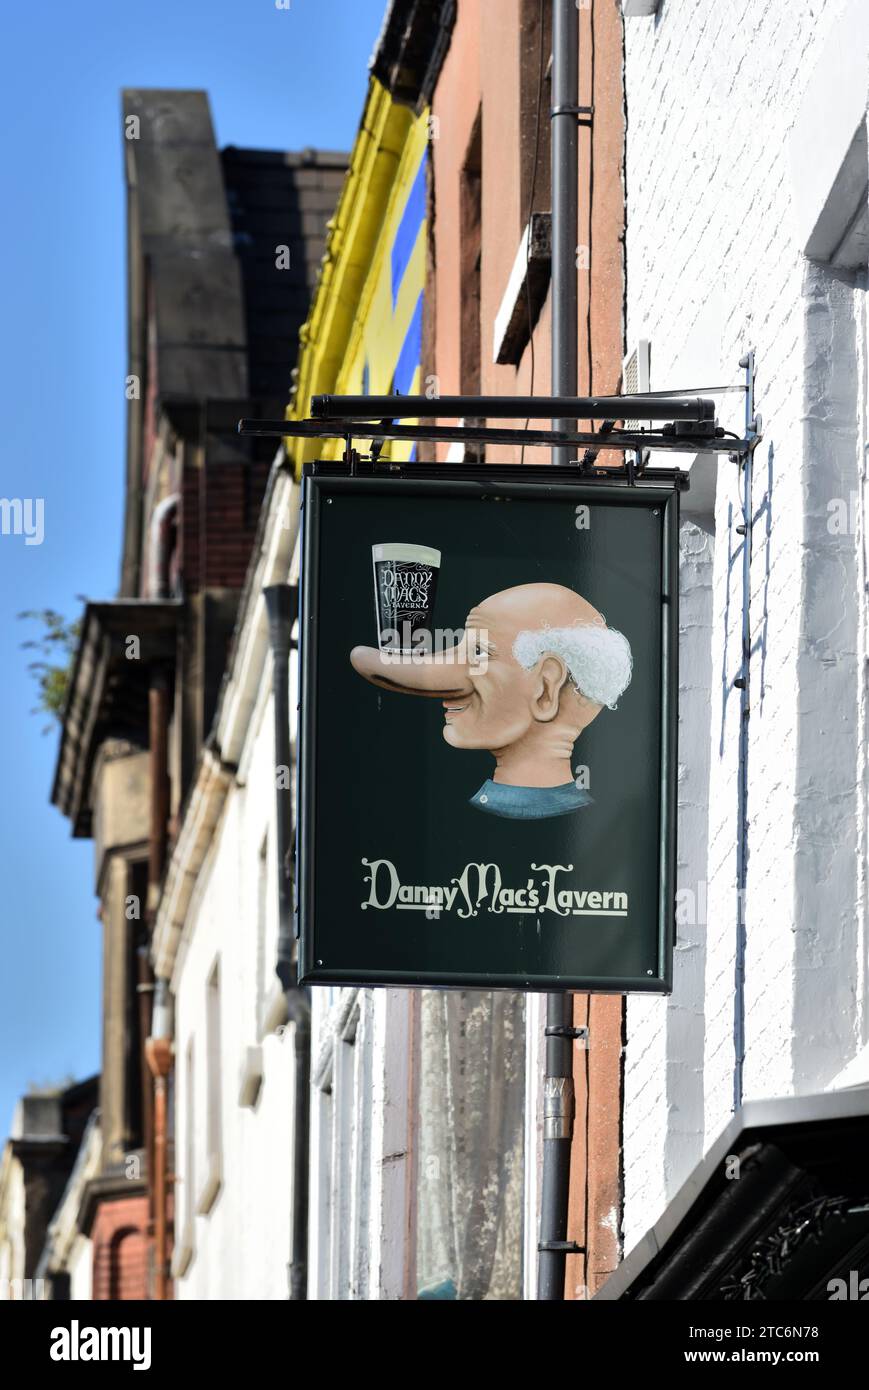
[296,462,679,993]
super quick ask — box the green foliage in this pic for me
[19,608,83,731]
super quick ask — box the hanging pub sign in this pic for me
[296,465,678,992]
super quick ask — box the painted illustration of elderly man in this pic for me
[350,581,633,821]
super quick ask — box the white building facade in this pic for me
[620,0,869,1253]
[152,470,436,1299]
[152,471,301,1300]
[153,464,536,1300]
[148,0,869,1300]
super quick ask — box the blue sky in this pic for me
[0,0,386,1134]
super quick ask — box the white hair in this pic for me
[512,620,633,709]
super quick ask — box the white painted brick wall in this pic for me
[622,0,867,1256]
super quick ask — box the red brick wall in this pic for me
[429,0,627,1300]
[91,1195,149,1301]
[180,453,271,595]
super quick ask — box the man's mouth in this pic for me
[443,701,469,719]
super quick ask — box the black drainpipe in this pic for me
[264,581,311,1303]
[538,0,581,1302]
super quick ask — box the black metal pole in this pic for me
[263,582,310,1302]
[538,0,580,1302]
[309,393,715,422]
[551,0,579,469]
[240,418,732,455]
[538,997,578,1300]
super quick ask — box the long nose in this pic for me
[350,640,473,698]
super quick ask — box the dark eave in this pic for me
[52,600,181,838]
[10,1136,69,1160]
[595,1085,869,1301]
[370,0,456,113]
[77,1170,149,1240]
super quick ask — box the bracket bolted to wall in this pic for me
[545,1024,589,1042]
[732,348,762,1114]
[551,103,594,127]
[238,386,758,490]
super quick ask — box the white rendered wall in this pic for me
[68,1235,93,1302]
[0,1159,26,1291]
[172,684,296,1300]
[171,659,410,1298]
[622,0,868,1255]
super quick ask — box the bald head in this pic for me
[469,582,604,635]
[349,579,633,785]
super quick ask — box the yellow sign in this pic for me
[288,82,430,476]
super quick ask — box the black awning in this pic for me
[596,1086,869,1300]
[51,600,181,837]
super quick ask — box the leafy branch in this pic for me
[19,607,83,732]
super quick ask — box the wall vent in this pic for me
[621,339,651,429]
[622,0,661,16]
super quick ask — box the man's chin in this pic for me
[443,723,483,749]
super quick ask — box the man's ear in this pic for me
[532,656,569,722]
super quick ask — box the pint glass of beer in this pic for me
[372,543,441,654]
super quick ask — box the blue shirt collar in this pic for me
[469,779,594,821]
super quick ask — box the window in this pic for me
[519,0,552,221]
[314,1068,334,1299]
[255,832,269,1037]
[198,959,222,1213]
[331,1025,356,1298]
[313,995,373,1299]
[124,860,148,1152]
[185,1040,195,1234]
[414,991,526,1299]
[174,1038,196,1277]
[491,1,553,370]
[460,108,483,399]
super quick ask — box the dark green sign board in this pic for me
[297,466,678,992]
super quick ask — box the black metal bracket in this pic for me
[551,103,594,126]
[242,418,740,460]
[538,1241,586,1254]
[302,456,691,491]
[310,391,716,422]
[545,1024,588,1041]
[662,420,722,439]
[240,384,759,489]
